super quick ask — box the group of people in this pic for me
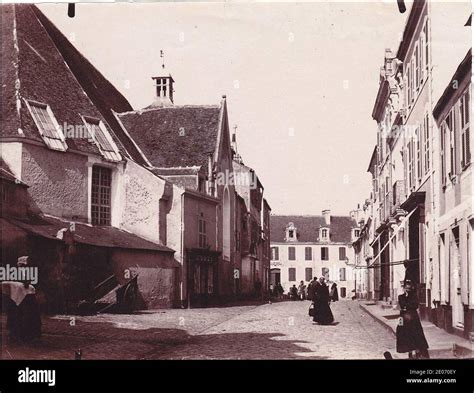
[269,282,285,300]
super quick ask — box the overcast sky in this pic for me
[39,1,409,216]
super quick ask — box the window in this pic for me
[339,247,346,261]
[288,247,296,261]
[26,101,67,151]
[83,117,121,162]
[339,268,346,281]
[414,44,420,89]
[447,110,457,177]
[198,213,207,248]
[288,268,296,282]
[321,267,329,278]
[407,138,414,190]
[354,229,360,238]
[271,246,279,261]
[423,20,429,75]
[320,228,329,241]
[305,247,312,261]
[91,166,112,225]
[305,268,312,282]
[288,230,294,239]
[440,122,447,186]
[321,247,329,261]
[1,183,10,203]
[340,287,347,298]
[416,125,421,182]
[423,114,430,174]
[460,90,471,168]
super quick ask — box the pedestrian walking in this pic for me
[289,284,298,301]
[312,276,334,325]
[307,277,317,302]
[330,282,339,302]
[276,283,284,300]
[297,281,306,301]
[396,280,429,359]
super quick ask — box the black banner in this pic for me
[0,359,473,393]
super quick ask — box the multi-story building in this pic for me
[270,211,357,299]
[1,4,271,311]
[354,0,472,339]
[432,49,472,338]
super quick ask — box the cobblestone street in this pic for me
[1,301,398,360]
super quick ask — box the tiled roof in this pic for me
[0,158,27,186]
[4,214,176,254]
[270,215,357,243]
[118,105,221,173]
[1,5,144,163]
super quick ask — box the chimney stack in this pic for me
[322,209,331,226]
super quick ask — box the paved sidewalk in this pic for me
[359,301,473,359]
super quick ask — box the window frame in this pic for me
[460,90,471,169]
[304,246,312,261]
[82,115,122,162]
[91,165,112,226]
[321,247,329,261]
[25,100,68,151]
[288,246,296,261]
[288,267,296,282]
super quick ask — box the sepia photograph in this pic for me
[0,0,472,391]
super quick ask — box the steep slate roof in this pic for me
[118,105,221,173]
[1,5,144,163]
[270,215,357,243]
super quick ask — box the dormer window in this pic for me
[352,228,361,241]
[320,228,329,241]
[285,222,297,241]
[26,100,67,151]
[82,116,122,162]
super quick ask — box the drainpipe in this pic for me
[180,192,187,309]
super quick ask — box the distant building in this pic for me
[270,211,357,299]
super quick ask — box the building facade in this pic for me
[270,212,357,299]
[353,0,472,339]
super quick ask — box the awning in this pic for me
[3,215,175,253]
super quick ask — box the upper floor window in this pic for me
[305,247,312,261]
[339,267,346,281]
[26,100,67,151]
[423,113,430,174]
[288,247,296,261]
[83,116,122,162]
[339,247,346,261]
[198,213,207,249]
[91,166,112,226]
[320,228,329,241]
[286,222,297,241]
[321,247,329,261]
[460,90,471,168]
[271,246,279,261]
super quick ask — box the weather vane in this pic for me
[160,50,165,69]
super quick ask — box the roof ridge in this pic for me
[118,104,220,116]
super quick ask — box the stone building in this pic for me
[0,4,179,312]
[353,0,472,339]
[270,212,358,299]
[1,4,271,311]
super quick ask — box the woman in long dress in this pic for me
[312,277,334,325]
[396,280,429,359]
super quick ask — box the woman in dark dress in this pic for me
[396,280,429,359]
[312,277,334,325]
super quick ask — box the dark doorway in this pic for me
[380,231,390,300]
[187,249,220,308]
